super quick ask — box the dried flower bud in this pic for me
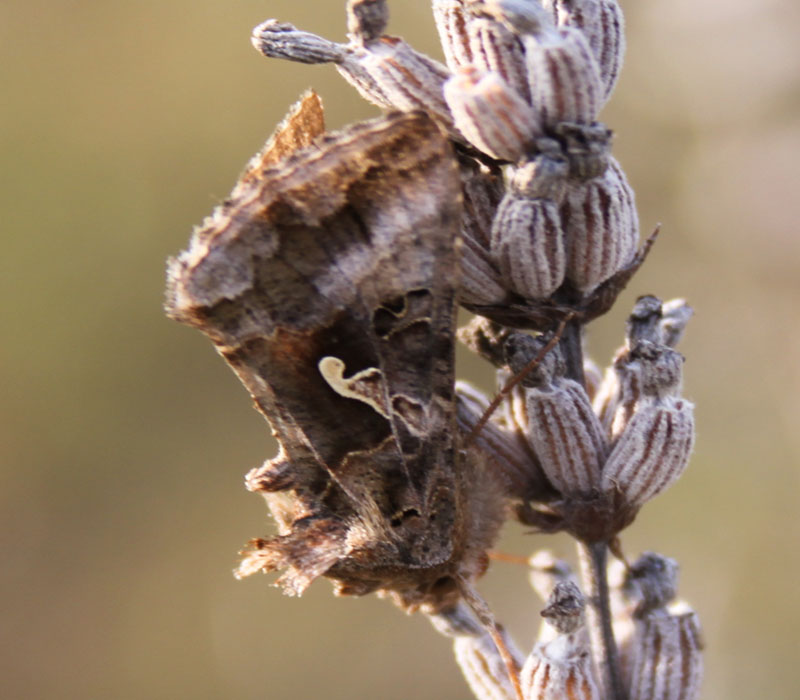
[462,159,505,248]
[253,18,459,135]
[561,156,639,293]
[626,295,665,347]
[522,583,601,700]
[601,393,695,508]
[490,158,569,300]
[459,163,509,305]
[660,298,694,348]
[541,580,585,634]
[595,298,689,438]
[432,0,474,70]
[467,14,531,103]
[550,121,612,181]
[524,27,603,126]
[430,603,523,700]
[505,335,606,495]
[461,235,511,305]
[542,0,626,102]
[444,66,541,161]
[346,0,388,45]
[628,607,704,700]
[252,20,349,64]
[456,381,548,499]
[626,552,680,615]
[509,151,570,201]
[455,630,522,700]
[490,195,565,300]
[345,38,456,132]
[604,340,684,444]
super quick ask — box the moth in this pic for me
[165,93,508,614]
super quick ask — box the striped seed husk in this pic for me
[490,194,566,300]
[444,66,542,161]
[601,396,695,508]
[468,15,531,103]
[521,633,601,700]
[543,0,626,102]
[561,156,639,293]
[432,0,474,71]
[524,26,603,126]
[523,378,606,496]
[628,608,703,700]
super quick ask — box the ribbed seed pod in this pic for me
[429,603,523,700]
[456,380,545,498]
[468,15,531,103]
[444,66,541,161]
[491,196,565,299]
[543,0,626,102]
[251,18,458,136]
[455,632,521,700]
[345,38,456,132]
[528,551,578,644]
[432,0,474,70]
[628,609,704,700]
[595,298,693,439]
[602,396,694,507]
[561,156,639,293]
[521,582,601,700]
[251,20,350,64]
[505,335,606,496]
[490,156,569,300]
[459,162,508,305]
[461,235,511,304]
[524,26,603,126]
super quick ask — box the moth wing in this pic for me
[166,108,464,593]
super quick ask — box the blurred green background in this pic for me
[2,1,799,698]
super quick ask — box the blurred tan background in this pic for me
[2,0,799,698]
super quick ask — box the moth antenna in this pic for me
[463,312,575,448]
[456,576,525,700]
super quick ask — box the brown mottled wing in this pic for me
[166,109,481,605]
[236,90,325,191]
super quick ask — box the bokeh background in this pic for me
[3,0,799,698]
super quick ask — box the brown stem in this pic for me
[563,319,626,700]
[578,541,628,700]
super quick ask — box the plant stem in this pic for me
[578,541,628,700]
[561,319,626,700]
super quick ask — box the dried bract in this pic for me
[543,0,626,102]
[489,154,569,300]
[467,14,531,102]
[432,0,474,70]
[524,27,603,127]
[561,156,639,293]
[601,345,694,508]
[430,604,523,700]
[505,335,606,496]
[444,66,541,161]
[251,20,348,64]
